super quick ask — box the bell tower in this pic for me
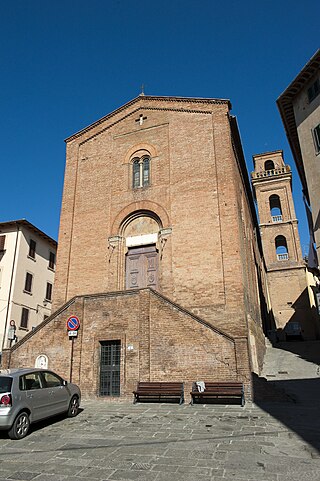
[251,150,303,269]
[252,150,317,340]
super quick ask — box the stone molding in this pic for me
[66,95,231,143]
[111,201,170,235]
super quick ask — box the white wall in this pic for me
[0,224,56,352]
[0,227,20,350]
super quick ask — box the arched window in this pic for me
[264,160,275,171]
[275,235,288,260]
[132,156,150,188]
[269,194,282,222]
[133,159,140,188]
[142,157,149,186]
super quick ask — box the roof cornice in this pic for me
[0,219,57,246]
[252,150,283,158]
[65,94,231,143]
[276,49,320,198]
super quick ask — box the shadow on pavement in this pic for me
[273,340,320,368]
[252,340,320,453]
[0,408,84,440]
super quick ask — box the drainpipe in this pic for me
[2,223,20,352]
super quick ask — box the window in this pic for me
[20,307,29,329]
[308,78,320,103]
[133,159,140,188]
[132,156,150,188]
[29,239,36,259]
[143,157,150,185]
[264,160,275,171]
[269,194,282,222]
[42,371,63,388]
[0,235,5,251]
[20,372,42,391]
[313,124,320,154]
[275,235,289,261]
[45,282,52,301]
[49,251,56,270]
[0,377,12,393]
[24,272,33,293]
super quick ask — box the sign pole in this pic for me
[70,336,74,383]
[66,315,80,382]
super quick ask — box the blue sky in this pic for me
[1,1,319,255]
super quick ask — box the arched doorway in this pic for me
[121,212,162,290]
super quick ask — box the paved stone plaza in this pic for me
[0,399,319,481]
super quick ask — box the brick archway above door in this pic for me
[111,201,170,236]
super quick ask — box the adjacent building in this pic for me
[277,49,320,270]
[0,220,57,353]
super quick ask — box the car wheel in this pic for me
[8,412,30,440]
[67,395,79,417]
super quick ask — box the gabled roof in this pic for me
[0,219,57,247]
[65,94,232,143]
[277,49,320,199]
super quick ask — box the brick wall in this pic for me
[252,150,318,340]
[3,289,249,401]
[53,97,266,343]
[28,94,271,393]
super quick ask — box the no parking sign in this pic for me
[66,316,80,336]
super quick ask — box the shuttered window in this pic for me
[29,239,36,259]
[24,272,33,293]
[45,282,52,301]
[20,308,29,329]
[0,235,5,251]
[308,78,320,103]
[313,124,320,153]
[49,251,55,269]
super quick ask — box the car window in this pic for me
[20,373,42,390]
[42,371,63,388]
[0,377,12,393]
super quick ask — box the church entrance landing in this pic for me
[126,245,158,290]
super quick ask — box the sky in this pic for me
[1,0,319,255]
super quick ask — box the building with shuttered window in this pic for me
[277,49,320,271]
[0,220,57,354]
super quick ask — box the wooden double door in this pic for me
[126,245,158,290]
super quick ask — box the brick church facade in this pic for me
[3,95,269,399]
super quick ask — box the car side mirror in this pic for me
[62,380,68,386]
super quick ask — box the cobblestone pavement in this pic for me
[0,400,319,481]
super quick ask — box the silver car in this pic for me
[0,368,81,440]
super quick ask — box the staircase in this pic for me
[259,340,320,404]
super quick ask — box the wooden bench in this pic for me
[133,382,184,404]
[190,381,245,406]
